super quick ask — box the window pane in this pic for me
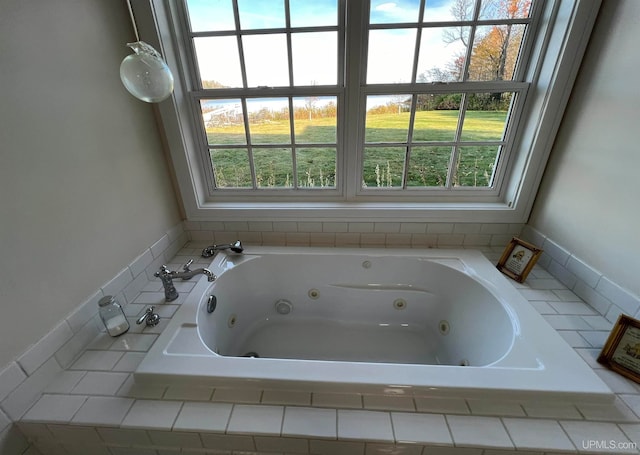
[417,27,469,82]
[290,0,337,27]
[424,0,476,22]
[370,0,420,24]
[367,29,416,84]
[461,93,512,141]
[413,97,461,142]
[253,148,293,187]
[194,37,243,88]
[246,98,290,145]
[362,147,406,188]
[201,99,246,145]
[237,0,285,29]
[365,95,411,143]
[243,34,289,87]
[453,146,500,187]
[211,149,253,188]
[479,0,532,20]
[293,96,337,144]
[291,32,337,86]
[296,148,336,188]
[468,24,526,81]
[407,146,452,187]
[186,0,235,32]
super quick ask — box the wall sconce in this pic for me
[120,0,174,103]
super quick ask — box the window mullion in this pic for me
[410,0,426,85]
[445,93,470,188]
[459,0,483,82]
[402,94,419,190]
[343,0,367,200]
[230,0,249,89]
[238,98,257,189]
[284,0,294,87]
[288,97,299,189]
[362,81,528,96]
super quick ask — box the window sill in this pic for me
[187,200,520,223]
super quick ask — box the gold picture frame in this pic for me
[496,237,543,283]
[598,314,640,384]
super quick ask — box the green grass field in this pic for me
[206,110,507,188]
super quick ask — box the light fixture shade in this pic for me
[120,41,174,103]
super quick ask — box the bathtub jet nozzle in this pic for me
[202,240,244,258]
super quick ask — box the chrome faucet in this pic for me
[154,260,216,302]
[201,240,244,258]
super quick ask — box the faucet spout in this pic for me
[154,261,216,302]
[170,268,216,282]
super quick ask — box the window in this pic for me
[184,0,342,193]
[144,0,600,220]
[360,0,534,196]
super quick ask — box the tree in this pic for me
[417,66,459,83]
[442,0,476,47]
[471,0,531,82]
[443,0,530,82]
[304,96,318,121]
[304,80,319,121]
[202,79,228,89]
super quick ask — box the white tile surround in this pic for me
[519,226,640,325]
[183,220,526,250]
[2,221,640,454]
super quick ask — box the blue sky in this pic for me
[187,0,464,90]
[186,0,338,31]
[187,0,462,31]
[370,0,461,23]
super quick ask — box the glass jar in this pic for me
[98,295,130,337]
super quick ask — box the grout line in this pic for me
[224,404,234,434]
[498,416,517,451]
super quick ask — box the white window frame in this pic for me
[132,0,601,223]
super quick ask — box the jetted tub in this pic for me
[136,247,612,402]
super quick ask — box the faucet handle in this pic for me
[136,306,160,326]
[154,265,171,278]
[180,259,196,281]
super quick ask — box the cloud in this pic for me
[375,2,398,12]
[370,1,420,23]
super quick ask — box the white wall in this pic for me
[529,0,640,297]
[0,0,181,367]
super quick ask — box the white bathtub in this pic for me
[136,247,612,403]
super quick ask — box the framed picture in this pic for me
[598,314,640,384]
[496,237,543,283]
